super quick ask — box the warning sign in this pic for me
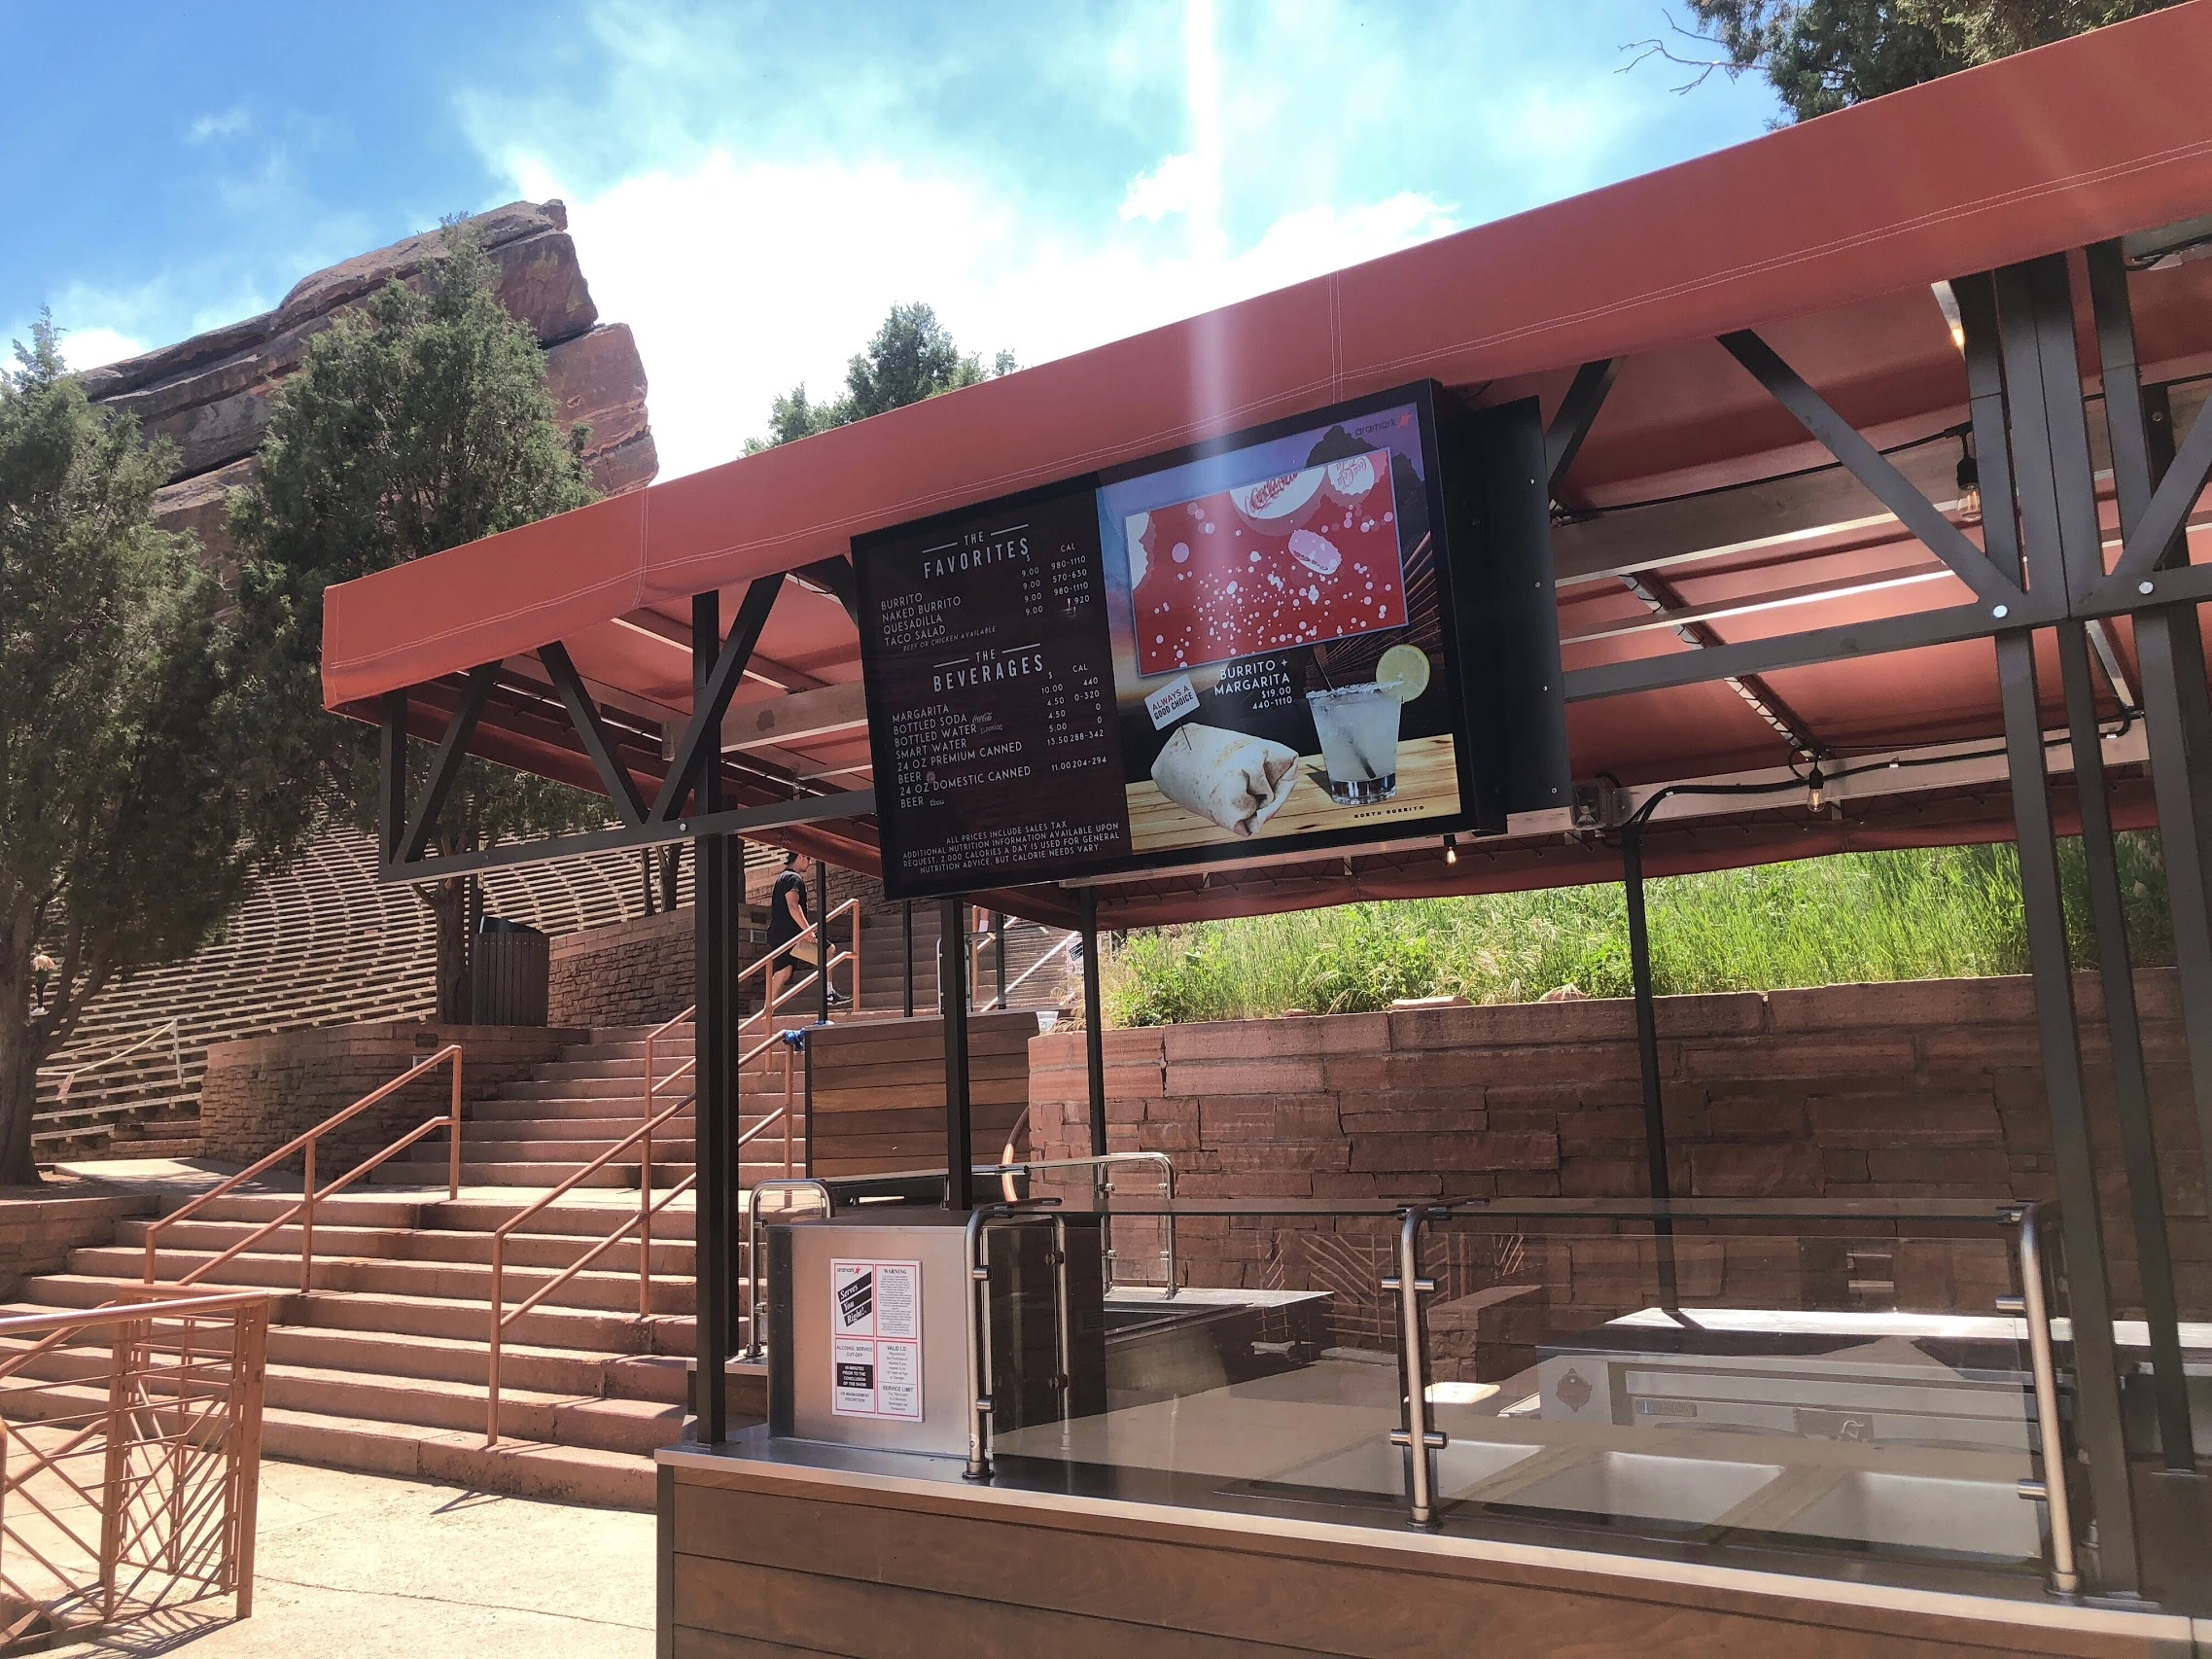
[829,1258,923,1420]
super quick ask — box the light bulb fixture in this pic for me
[1443,833,1458,865]
[1806,762,1827,814]
[1955,438,1981,518]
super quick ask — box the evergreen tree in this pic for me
[232,224,605,1022]
[1653,0,2182,121]
[745,303,1012,452]
[0,317,303,1182]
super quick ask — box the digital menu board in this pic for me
[854,381,1542,900]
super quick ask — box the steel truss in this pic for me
[361,241,2212,1600]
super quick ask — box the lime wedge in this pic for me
[1376,644,1431,703]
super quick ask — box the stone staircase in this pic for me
[860,902,1075,1014]
[0,1022,815,1509]
[372,1020,806,1190]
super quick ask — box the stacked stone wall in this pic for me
[0,1193,156,1297]
[198,1023,580,1169]
[1031,971,2207,1376]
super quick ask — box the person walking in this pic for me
[767,851,846,1011]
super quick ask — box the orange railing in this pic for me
[0,1290,272,1644]
[484,1095,806,1446]
[483,902,857,1444]
[141,1045,464,1292]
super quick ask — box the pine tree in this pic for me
[232,224,605,1022]
[1656,0,2182,121]
[0,317,304,1182]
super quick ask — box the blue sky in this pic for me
[3,1,1781,477]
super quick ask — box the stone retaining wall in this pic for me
[199,1023,580,1169]
[1031,971,2207,1375]
[546,904,775,1030]
[0,1191,157,1297]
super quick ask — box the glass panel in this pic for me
[982,1203,1410,1511]
[1417,1215,2048,1576]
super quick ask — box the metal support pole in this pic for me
[1621,822,1678,1309]
[902,900,915,1019]
[940,896,974,1211]
[2088,245,2212,1348]
[2056,624,2194,1466]
[1081,888,1106,1159]
[1386,1208,1444,1529]
[1997,627,2141,1590]
[2014,1205,2084,1594]
[691,591,734,1445]
[377,691,407,869]
[816,858,830,1024]
[994,910,1007,1010]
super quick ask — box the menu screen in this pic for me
[854,383,1480,900]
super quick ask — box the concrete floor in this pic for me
[49,1460,654,1659]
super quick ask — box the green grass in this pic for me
[1100,835,2173,1026]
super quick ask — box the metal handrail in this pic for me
[47,1017,185,1103]
[141,1044,464,1292]
[0,1288,274,1628]
[2011,1203,2081,1594]
[738,1179,833,1361]
[981,932,1078,1011]
[982,1150,1178,1297]
[485,1090,702,1446]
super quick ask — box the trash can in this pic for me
[471,918,548,1026]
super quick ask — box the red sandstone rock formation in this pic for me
[77,199,655,569]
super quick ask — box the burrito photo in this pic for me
[1150,724,1301,837]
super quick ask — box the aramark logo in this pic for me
[836,1271,873,1330]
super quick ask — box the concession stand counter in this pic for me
[320,12,2212,1653]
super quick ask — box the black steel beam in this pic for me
[1563,597,2053,703]
[939,896,974,1211]
[1545,358,1621,496]
[2088,242,2212,1380]
[377,691,408,867]
[1992,259,2105,606]
[539,641,649,827]
[380,789,876,884]
[650,575,786,823]
[1081,887,1106,1159]
[2107,376,2212,589]
[1719,330,2023,609]
[2056,624,2194,1466]
[1618,568,1822,754]
[902,900,915,1019]
[1621,823,1677,1310]
[1997,631,2140,1592]
[398,662,502,862]
[793,555,860,625]
[692,592,735,1446]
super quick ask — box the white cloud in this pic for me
[55,326,148,371]
[1120,153,1205,224]
[188,106,251,144]
[541,149,1456,479]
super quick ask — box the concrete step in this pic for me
[0,1337,686,1456]
[369,1159,638,1188]
[22,1272,678,1354]
[114,1217,696,1276]
[82,1245,697,1316]
[406,1136,700,1165]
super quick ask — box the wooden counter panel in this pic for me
[664,1465,2166,1659]
[808,1010,1041,1180]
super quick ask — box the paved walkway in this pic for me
[51,1461,654,1658]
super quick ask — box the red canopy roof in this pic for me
[319,6,2212,925]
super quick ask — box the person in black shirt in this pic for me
[767,850,846,1010]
